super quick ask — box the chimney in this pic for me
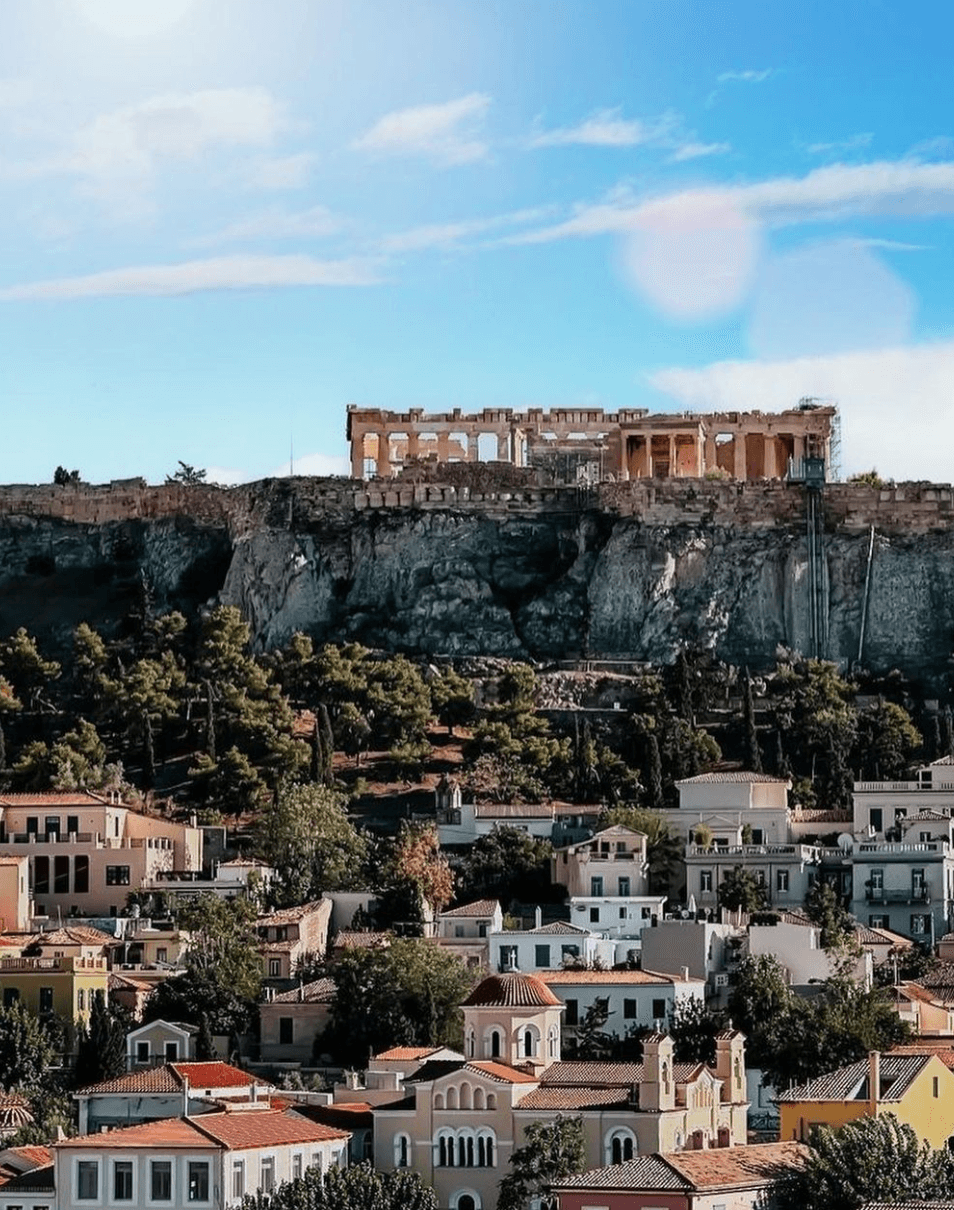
[868,1051,880,1110]
[181,1073,190,1117]
[681,966,689,982]
[535,907,543,929]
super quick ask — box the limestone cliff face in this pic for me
[1,477,953,688]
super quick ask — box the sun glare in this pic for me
[74,0,196,38]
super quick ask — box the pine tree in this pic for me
[196,1014,215,1061]
[743,668,762,772]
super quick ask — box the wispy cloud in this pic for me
[190,206,343,247]
[246,151,317,191]
[530,108,673,148]
[353,93,491,166]
[380,206,554,253]
[717,68,772,84]
[669,140,732,162]
[270,452,350,478]
[0,254,381,300]
[807,132,873,155]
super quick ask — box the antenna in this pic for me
[289,433,294,478]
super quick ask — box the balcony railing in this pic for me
[857,842,948,854]
[866,887,931,904]
[687,844,820,859]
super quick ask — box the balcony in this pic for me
[686,844,823,859]
[865,887,931,904]
[857,841,948,855]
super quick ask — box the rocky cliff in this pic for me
[1,475,953,688]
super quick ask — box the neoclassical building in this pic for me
[372,972,748,1210]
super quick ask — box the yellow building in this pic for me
[0,954,109,1031]
[778,1051,954,1149]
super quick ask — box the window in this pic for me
[565,999,579,1025]
[136,1041,149,1063]
[77,1160,99,1200]
[755,870,767,887]
[777,869,789,892]
[106,865,130,886]
[151,1159,172,1201]
[911,914,929,936]
[77,989,84,1012]
[870,868,884,894]
[45,816,60,838]
[33,856,49,895]
[38,987,53,1014]
[455,925,465,937]
[164,1041,179,1062]
[25,817,37,835]
[700,870,713,892]
[261,1157,275,1192]
[561,944,579,962]
[74,855,89,894]
[156,947,167,964]
[935,1076,940,1098]
[589,907,600,923]
[269,958,281,977]
[54,855,69,893]
[67,815,79,835]
[292,1154,302,1180]
[652,998,666,1019]
[188,1161,209,1202]
[489,1029,501,1058]
[618,876,630,896]
[2,988,18,1007]
[279,1017,294,1045]
[869,915,889,928]
[751,829,764,844]
[590,876,603,896]
[913,869,926,896]
[232,1161,245,1198]
[477,922,488,938]
[619,906,626,919]
[113,1159,133,1201]
[623,998,637,1020]
[535,945,551,967]
[870,807,883,832]
[394,1134,410,1167]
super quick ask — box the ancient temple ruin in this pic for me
[346,402,837,483]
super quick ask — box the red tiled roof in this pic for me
[555,1143,810,1192]
[76,1061,263,1096]
[441,899,500,918]
[270,978,336,1005]
[676,772,790,784]
[537,970,688,986]
[0,791,114,806]
[375,1047,442,1061]
[462,972,562,1008]
[518,1087,629,1110]
[3,1145,51,1169]
[468,1061,537,1084]
[255,900,329,927]
[59,1117,218,1149]
[192,1110,349,1149]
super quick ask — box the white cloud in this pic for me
[270,452,350,478]
[669,140,732,162]
[380,206,554,253]
[530,108,673,148]
[204,466,250,486]
[247,151,317,190]
[0,254,382,300]
[32,87,288,212]
[807,132,873,155]
[353,93,491,166]
[191,206,342,247]
[650,340,954,482]
[717,69,772,84]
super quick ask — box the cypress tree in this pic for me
[743,668,762,772]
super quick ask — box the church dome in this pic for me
[462,972,562,1008]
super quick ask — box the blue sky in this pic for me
[3,0,954,484]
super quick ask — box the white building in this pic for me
[53,1108,349,1209]
[551,826,650,898]
[666,772,793,844]
[490,921,615,974]
[536,969,705,1040]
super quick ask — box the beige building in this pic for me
[552,826,650,899]
[0,792,202,918]
[373,972,748,1210]
[347,404,836,483]
[0,857,30,933]
[256,900,332,981]
[260,977,336,1064]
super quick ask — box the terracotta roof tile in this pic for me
[462,973,562,1008]
[76,1061,263,1096]
[0,791,113,806]
[468,1062,538,1084]
[518,1087,630,1110]
[537,969,688,985]
[555,1143,809,1192]
[375,1047,442,1061]
[255,900,329,927]
[58,1117,218,1149]
[193,1109,349,1149]
[270,978,336,1005]
[441,900,500,918]
[777,1054,931,1103]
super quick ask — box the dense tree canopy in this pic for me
[242,1162,438,1210]
[497,1115,587,1210]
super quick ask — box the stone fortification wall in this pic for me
[2,474,954,537]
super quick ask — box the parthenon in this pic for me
[346,403,837,483]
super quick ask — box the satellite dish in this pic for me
[837,833,854,852]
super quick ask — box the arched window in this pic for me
[473,1087,485,1110]
[477,1130,496,1167]
[605,1128,636,1165]
[77,989,85,1012]
[447,1086,459,1110]
[453,1194,479,1210]
[460,1082,473,1110]
[486,1093,497,1110]
[547,1025,559,1058]
[394,1134,410,1167]
[467,1030,476,1058]
[490,1030,501,1058]
[521,1024,540,1058]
